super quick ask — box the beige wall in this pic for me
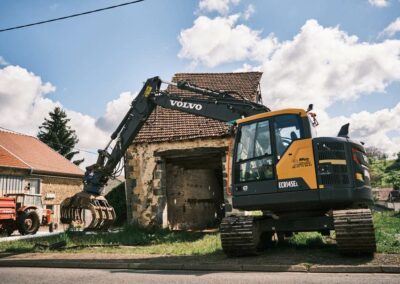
[39,175,82,205]
[125,137,234,228]
[39,175,83,225]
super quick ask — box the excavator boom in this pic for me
[61,76,268,230]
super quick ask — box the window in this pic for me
[24,179,40,194]
[237,157,273,183]
[235,120,273,183]
[46,205,54,211]
[236,120,271,162]
[274,115,302,158]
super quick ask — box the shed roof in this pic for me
[134,72,262,143]
[0,130,84,177]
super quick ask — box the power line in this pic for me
[0,0,146,33]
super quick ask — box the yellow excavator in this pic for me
[61,76,375,256]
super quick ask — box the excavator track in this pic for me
[333,208,376,254]
[220,215,260,257]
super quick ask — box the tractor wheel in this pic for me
[17,210,40,235]
[6,227,14,236]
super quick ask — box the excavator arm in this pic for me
[61,76,269,230]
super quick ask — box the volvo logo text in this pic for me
[170,100,203,111]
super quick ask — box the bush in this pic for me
[105,182,127,226]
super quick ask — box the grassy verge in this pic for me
[0,211,398,255]
[374,211,400,253]
[0,224,222,255]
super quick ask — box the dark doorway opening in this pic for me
[160,148,225,230]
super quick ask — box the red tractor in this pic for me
[0,194,52,236]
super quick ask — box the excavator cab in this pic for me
[221,108,376,256]
[233,109,312,197]
[231,108,373,214]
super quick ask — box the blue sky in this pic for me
[0,0,398,116]
[0,0,399,164]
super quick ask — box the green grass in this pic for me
[0,224,222,255]
[374,211,400,253]
[0,211,399,255]
[288,232,326,248]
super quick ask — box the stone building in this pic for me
[0,130,84,224]
[125,72,263,230]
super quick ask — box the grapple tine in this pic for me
[60,192,116,231]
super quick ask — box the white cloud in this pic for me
[243,4,255,20]
[381,17,400,38]
[178,16,400,155]
[178,15,277,67]
[320,103,400,156]
[0,65,57,134]
[199,0,240,14]
[0,56,8,66]
[234,63,261,72]
[368,0,390,7]
[260,20,400,111]
[96,91,137,132]
[0,65,132,168]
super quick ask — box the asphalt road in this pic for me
[0,267,398,284]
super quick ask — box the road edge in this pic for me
[0,260,399,273]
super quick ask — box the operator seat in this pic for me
[290,131,298,141]
[275,133,286,157]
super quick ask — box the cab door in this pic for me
[233,119,278,195]
[273,114,315,191]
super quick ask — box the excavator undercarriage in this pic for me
[220,208,376,256]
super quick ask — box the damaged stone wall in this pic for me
[166,166,222,230]
[125,137,233,228]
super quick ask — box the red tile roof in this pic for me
[134,72,262,143]
[0,130,84,177]
[0,146,30,170]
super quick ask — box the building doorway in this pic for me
[160,148,225,230]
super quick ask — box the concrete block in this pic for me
[129,263,184,270]
[381,265,400,273]
[183,263,241,271]
[309,265,382,273]
[242,264,307,272]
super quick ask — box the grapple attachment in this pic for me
[60,192,116,231]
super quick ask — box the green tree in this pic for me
[37,107,84,166]
[366,146,387,162]
[385,152,400,188]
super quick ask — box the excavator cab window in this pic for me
[235,120,274,183]
[273,114,303,158]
